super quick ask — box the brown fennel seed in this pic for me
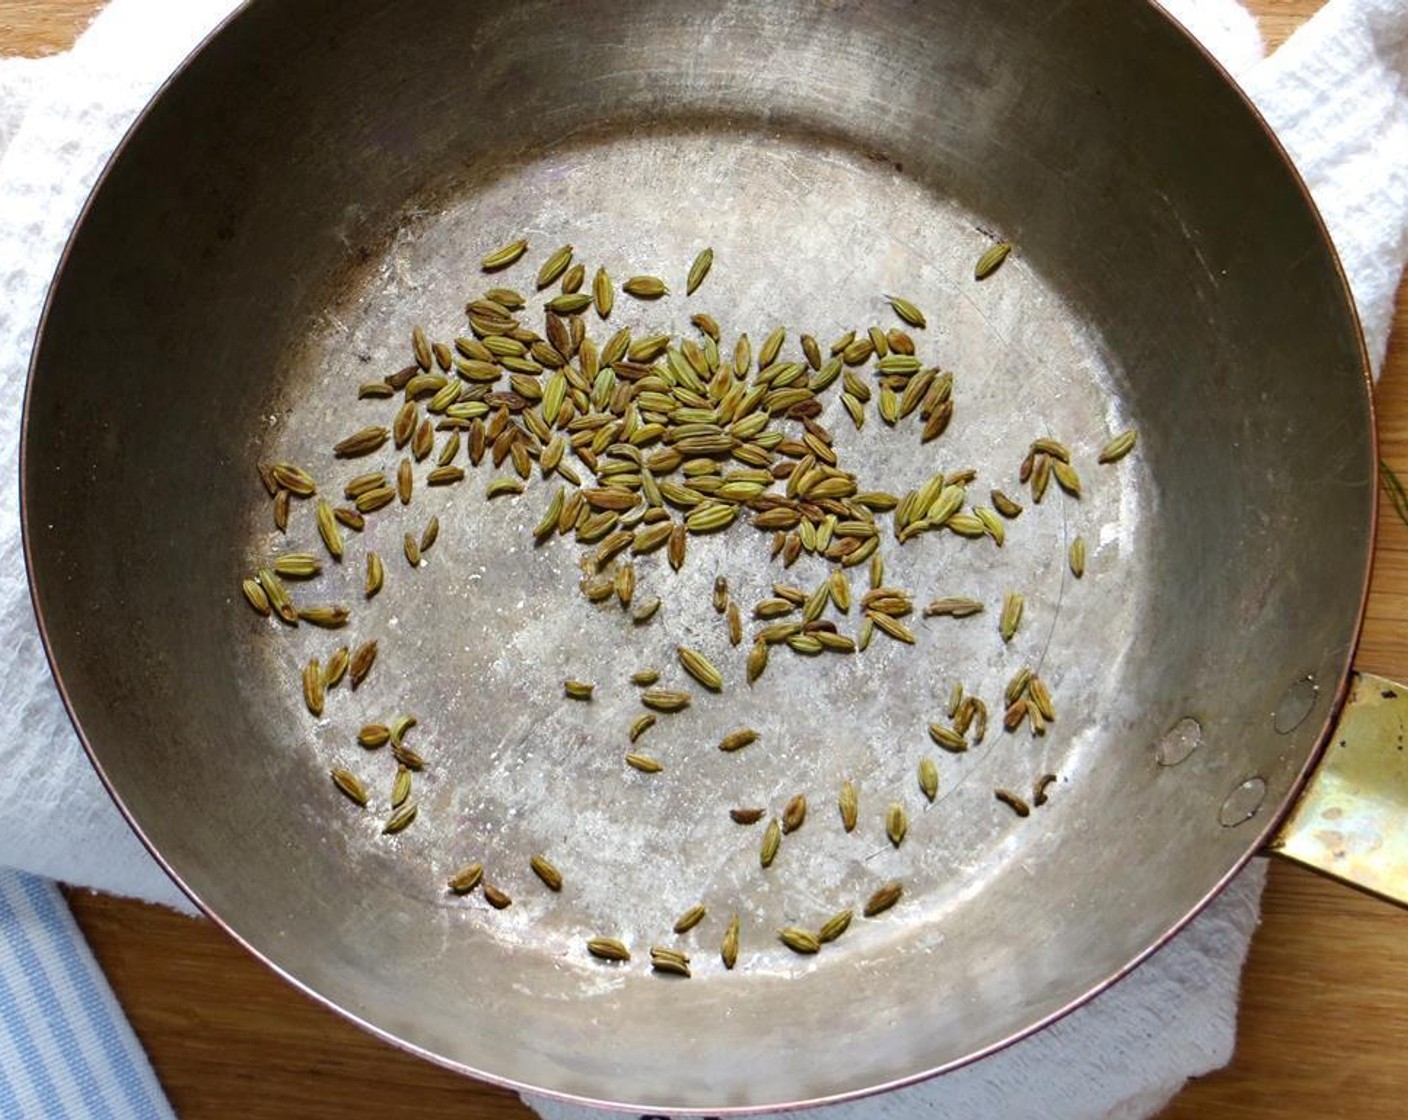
[333,426,389,458]
[389,714,417,748]
[721,914,740,969]
[486,477,524,500]
[818,910,853,944]
[330,768,368,807]
[686,248,713,295]
[650,948,691,977]
[481,238,528,271]
[448,863,484,894]
[587,937,630,962]
[838,780,859,832]
[272,552,320,579]
[530,855,563,891]
[625,753,663,773]
[712,574,729,613]
[1069,536,1087,578]
[592,267,614,318]
[1052,459,1082,497]
[482,883,513,909]
[886,294,926,328]
[536,244,573,289]
[676,647,722,691]
[612,562,635,607]
[391,766,412,809]
[358,723,390,748]
[1029,676,1056,722]
[886,802,908,847]
[272,489,290,532]
[349,640,377,688]
[995,789,1032,817]
[674,904,707,934]
[622,275,668,299]
[1030,438,1071,463]
[241,578,270,616]
[953,696,977,736]
[322,648,349,691]
[863,881,902,917]
[545,292,591,315]
[758,327,786,369]
[828,569,851,612]
[271,463,316,496]
[297,606,349,628]
[365,552,384,598]
[730,807,765,825]
[727,601,743,646]
[641,688,691,713]
[564,679,594,701]
[393,401,418,448]
[781,794,807,834]
[919,757,939,802]
[760,818,781,867]
[392,743,424,771]
[1033,773,1059,806]
[999,592,1024,642]
[991,489,1023,518]
[974,241,1012,280]
[403,533,421,567]
[302,660,324,717]
[354,486,396,513]
[928,723,967,753]
[667,523,687,570]
[427,465,464,486]
[868,611,915,644]
[778,927,820,955]
[1003,698,1030,732]
[382,801,417,835]
[719,728,758,752]
[691,312,720,340]
[333,506,364,531]
[1099,429,1138,464]
[747,639,769,685]
[419,515,439,553]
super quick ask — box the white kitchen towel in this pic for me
[0,0,236,911]
[0,2,1404,1119]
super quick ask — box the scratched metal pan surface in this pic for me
[21,0,1373,1111]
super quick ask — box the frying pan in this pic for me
[20,0,1391,1111]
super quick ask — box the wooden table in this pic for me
[10,1,1408,1116]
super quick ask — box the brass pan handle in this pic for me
[1268,672,1408,906]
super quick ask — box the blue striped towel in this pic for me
[0,871,174,1120]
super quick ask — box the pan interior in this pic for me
[24,0,1372,1110]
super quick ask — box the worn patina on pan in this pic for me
[21,0,1383,1112]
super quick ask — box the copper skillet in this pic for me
[20,0,1403,1112]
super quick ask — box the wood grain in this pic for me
[1253,0,1326,50]
[0,0,102,56]
[24,0,1408,1117]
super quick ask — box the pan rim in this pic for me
[17,0,1378,1112]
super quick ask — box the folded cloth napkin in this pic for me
[0,869,173,1120]
[1,1,1405,1118]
